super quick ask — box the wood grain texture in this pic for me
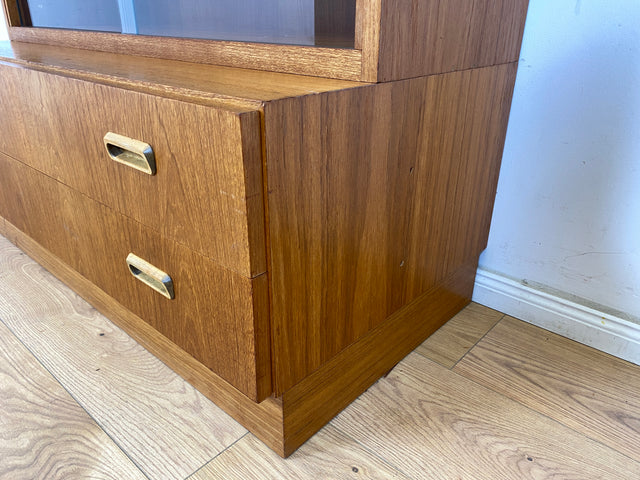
[0,61,266,278]
[8,26,363,80]
[376,0,530,82]
[0,153,271,401]
[333,352,640,479]
[0,224,287,458]
[0,322,146,480]
[1,0,20,28]
[454,316,640,463]
[265,63,518,392]
[279,260,476,456]
[415,302,503,368]
[355,0,382,81]
[0,41,366,108]
[189,426,409,480]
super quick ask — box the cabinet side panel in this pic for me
[265,63,518,393]
[377,0,529,81]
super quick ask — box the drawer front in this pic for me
[0,152,271,402]
[0,62,265,278]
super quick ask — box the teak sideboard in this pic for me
[0,0,529,456]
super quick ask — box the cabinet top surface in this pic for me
[0,41,365,111]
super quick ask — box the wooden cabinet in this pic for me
[0,0,529,457]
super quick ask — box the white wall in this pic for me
[477,1,640,325]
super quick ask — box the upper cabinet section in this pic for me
[3,0,529,82]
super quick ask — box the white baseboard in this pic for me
[472,268,640,365]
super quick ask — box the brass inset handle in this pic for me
[126,253,174,299]
[104,132,156,175]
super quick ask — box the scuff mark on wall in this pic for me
[562,251,626,262]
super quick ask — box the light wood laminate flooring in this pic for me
[0,235,638,479]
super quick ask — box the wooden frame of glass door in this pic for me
[1,0,381,81]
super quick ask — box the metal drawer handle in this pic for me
[126,253,174,299]
[104,132,156,175]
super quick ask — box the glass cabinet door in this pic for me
[16,0,357,48]
[23,0,121,32]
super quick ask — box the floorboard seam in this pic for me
[449,349,640,466]
[184,431,250,479]
[399,356,640,468]
[448,313,506,370]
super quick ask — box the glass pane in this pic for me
[18,0,356,48]
[25,0,121,32]
[134,0,316,45]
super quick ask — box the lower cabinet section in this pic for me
[0,210,477,457]
[0,152,271,402]
[0,45,517,458]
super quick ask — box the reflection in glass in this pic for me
[18,0,356,48]
[24,0,121,32]
[134,0,315,45]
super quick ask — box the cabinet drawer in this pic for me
[0,151,271,401]
[0,63,265,278]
